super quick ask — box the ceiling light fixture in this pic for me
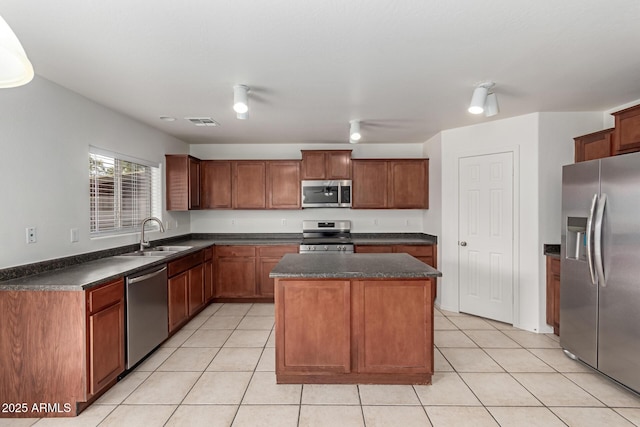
[468,82,496,115]
[484,92,500,117]
[349,120,361,143]
[0,15,34,88]
[233,84,249,119]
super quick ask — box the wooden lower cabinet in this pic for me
[167,249,208,332]
[546,256,561,335]
[0,279,125,418]
[204,247,214,302]
[87,280,125,396]
[355,244,437,298]
[275,278,433,384]
[215,245,298,299]
[168,272,189,332]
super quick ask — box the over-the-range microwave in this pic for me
[301,180,352,208]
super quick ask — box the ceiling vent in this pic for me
[185,117,220,127]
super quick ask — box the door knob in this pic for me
[460,241,467,246]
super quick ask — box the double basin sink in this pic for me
[118,245,193,258]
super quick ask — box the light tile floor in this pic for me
[3,303,640,426]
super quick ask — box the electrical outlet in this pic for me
[405,219,410,226]
[70,228,79,243]
[281,219,287,226]
[373,219,378,226]
[231,219,236,225]
[26,227,37,244]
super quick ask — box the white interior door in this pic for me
[458,152,514,323]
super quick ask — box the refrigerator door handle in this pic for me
[586,193,598,285]
[594,193,607,287]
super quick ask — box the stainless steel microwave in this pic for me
[301,180,352,208]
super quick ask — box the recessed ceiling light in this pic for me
[159,116,176,122]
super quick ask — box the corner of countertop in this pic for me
[544,244,560,258]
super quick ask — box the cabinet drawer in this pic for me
[168,250,204,277]
[88,279,124,314]
[216,245,256,257]
[258,245,298,257]
[395,245,434,257]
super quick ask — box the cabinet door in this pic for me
[216,257,257,297]
[257,245,299,297]
[188,157,200,209]
[352,160,388,208]
[188,264,205,315]
[201,161,232,209]
[546,256,561,335]
[168,272,189,332]
[204,259,214,302]
[613,105,640,155]
[574,129,614,163]
[389,160,428,208]
[234,161,266,209]
[88,301,125,395]
[301,151,327,179]
[267,161,301,209]
[355,280,432,373]
[326,151,352,179]
[275,280,351,373]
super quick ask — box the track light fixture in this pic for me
[349,120,361,143]
[468,82,497,116]
[233,84,249,119]
[0,15,34,88]
[484,92,499,117]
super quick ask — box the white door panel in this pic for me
[459,152,514,323]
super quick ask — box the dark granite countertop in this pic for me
[0,233,439,291]
[544,244,561,258]
[269,253,442,279]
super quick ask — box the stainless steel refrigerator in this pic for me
[561,151,640,393]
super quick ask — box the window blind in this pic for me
[89,148,161,236]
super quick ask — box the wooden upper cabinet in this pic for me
[352,159,428,209]
[233,161,266,209]
[201,160,232,209]
[574,129,614,163]
[301,150,352,180]
[612,104,640,155]
[389,159,428,209]
[352,160,388,208]
[267,161,301,209]
[166,155,201,210]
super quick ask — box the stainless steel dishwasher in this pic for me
[125,265,168,369]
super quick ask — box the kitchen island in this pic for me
[269,253,442,385]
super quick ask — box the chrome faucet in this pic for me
[139,217,165,251]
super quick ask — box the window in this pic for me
[89,147,161,236]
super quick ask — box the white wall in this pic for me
[434,112,604,332]
[0,77,189,269]
[422,133,443,303]
[189,143,428,234]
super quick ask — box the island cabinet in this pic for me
[355,244,437,297]
[275,278,434,384]
[612,104,640,155]
[215,245,299,299]
[301,150,352,180]
[168,250,206,332]
[352,159,429,209]
[546,256,561,336]
[165,154,201,211]
[0,278,125,418]
[574,128,614,163]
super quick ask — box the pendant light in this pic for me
[0,15,34,88]
[349,120,361,143]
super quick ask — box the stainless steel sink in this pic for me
[118,250,178,257]
[150,245,193,252]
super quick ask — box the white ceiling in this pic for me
[2,1,640,145]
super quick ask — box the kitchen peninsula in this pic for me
[270,253,442,385]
